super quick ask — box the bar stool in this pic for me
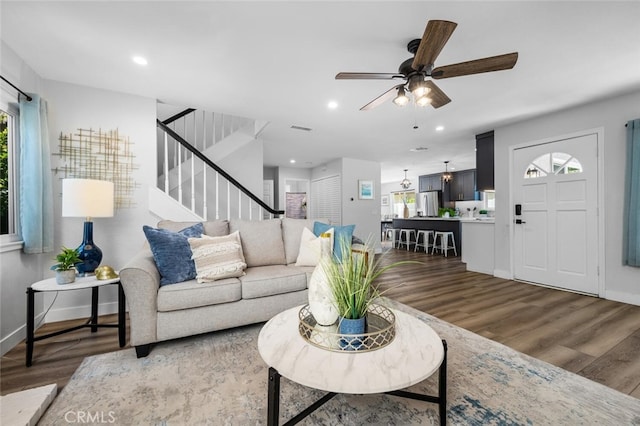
[386,228,400,248]
[432,231,457,257]
[414,230,435,253]
[397,229,416,251]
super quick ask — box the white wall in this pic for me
[494,90,640,305]
[311,158,381,252]
[341,158,382,252]
[42,80,158,321]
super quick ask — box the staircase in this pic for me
[151,107,282,222]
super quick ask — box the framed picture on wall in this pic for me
[381,195,389,206]
[358,180,374,200]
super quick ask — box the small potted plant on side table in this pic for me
[51,247,82,284]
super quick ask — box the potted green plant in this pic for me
[51,246,82,284]
[322,237,418,349]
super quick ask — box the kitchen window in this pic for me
[392,190,416,218]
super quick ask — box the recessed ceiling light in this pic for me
[132,56,148,66]
[435,125,445,132]
[290,159,296,164]
[327,101,338,109]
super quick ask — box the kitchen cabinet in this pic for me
[476,131,495,191]
[449,169,478,201]
[419,173,442,192]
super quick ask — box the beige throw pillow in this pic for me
[188,231,247,283]
[295,227,334,267]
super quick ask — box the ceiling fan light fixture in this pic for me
[415,94,432,107]
[393,86,410,107]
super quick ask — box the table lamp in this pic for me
[62,179,114,275]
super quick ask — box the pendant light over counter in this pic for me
[400,169,411,189]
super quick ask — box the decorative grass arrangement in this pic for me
[323,237,420,320]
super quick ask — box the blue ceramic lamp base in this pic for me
[76,221,103,276]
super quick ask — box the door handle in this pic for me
[515,219,526,224]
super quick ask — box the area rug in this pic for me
[40,299,640,425]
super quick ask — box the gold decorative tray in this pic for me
[298,303,396,352]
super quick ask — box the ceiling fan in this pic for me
[335,20,518,111]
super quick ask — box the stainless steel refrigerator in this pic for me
[420,192,440,217]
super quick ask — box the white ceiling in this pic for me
[2,1,640,183]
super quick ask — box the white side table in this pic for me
[26,275,126,367]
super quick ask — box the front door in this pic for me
[513,133,599,295]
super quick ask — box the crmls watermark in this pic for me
[64,411,116,424]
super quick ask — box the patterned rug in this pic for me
[41,299,640,425]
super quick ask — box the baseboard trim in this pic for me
[604,290,640,307]
[43,301,120,323]
[1,302,120,356]
[0,312,45,357]
[493,269,512,280]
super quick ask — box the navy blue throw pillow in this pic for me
[143,223,204,286]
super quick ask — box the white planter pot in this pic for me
[56,269,76,284]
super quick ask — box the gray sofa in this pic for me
[120,217,333,357]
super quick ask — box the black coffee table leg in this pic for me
[268,367,281,426]
[439,339,448,426]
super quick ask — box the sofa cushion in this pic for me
[157,278,241,312]
[239,265,308,299]
[230,219,286,267]
[188,232,247,282]
[295,227,334,267]
[282,218,325,264]
[313,222,355,262]
[158,219,229,237]
[143,222,204,286]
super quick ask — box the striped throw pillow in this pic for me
[188,231,247,283]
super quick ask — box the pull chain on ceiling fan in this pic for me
[335,20,518,111]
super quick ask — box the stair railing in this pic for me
[156,119,283,220]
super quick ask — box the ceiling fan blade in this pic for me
[360,85,404,111]
[336,72,404,80]
[412,20,458,71]
[424,81,451,109]
[431,52,518,79]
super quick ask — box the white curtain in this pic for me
[19,94,53,253]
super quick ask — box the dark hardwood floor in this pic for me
[2,247,640,399]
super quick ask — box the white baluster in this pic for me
[227,180,231,220]
[163,132,169,193]
[215,171,219,220]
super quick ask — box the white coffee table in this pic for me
[26,275,126,367]
[258,304,447,425]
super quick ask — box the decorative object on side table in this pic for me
[50,246,83,284]
[95,265,119,280]
[62,179,115,275]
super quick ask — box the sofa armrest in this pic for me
[120,250,160,346]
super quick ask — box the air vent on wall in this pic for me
[290,125,312,132]
[410,147,429,152]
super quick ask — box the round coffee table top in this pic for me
[258,304,444,394]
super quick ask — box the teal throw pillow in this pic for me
[143,222,204,286]
[313,222,355,262]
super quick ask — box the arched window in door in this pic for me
[523,152,583,179]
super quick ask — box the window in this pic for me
[392,190,416,218]
[524,152,583,179]
[1,104,19,240]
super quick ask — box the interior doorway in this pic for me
[512,131,600,295]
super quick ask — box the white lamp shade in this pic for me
[62,179,114,218]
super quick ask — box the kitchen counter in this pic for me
[397,216,494,223]
[461,220,495,274]
[392,218,462,255]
